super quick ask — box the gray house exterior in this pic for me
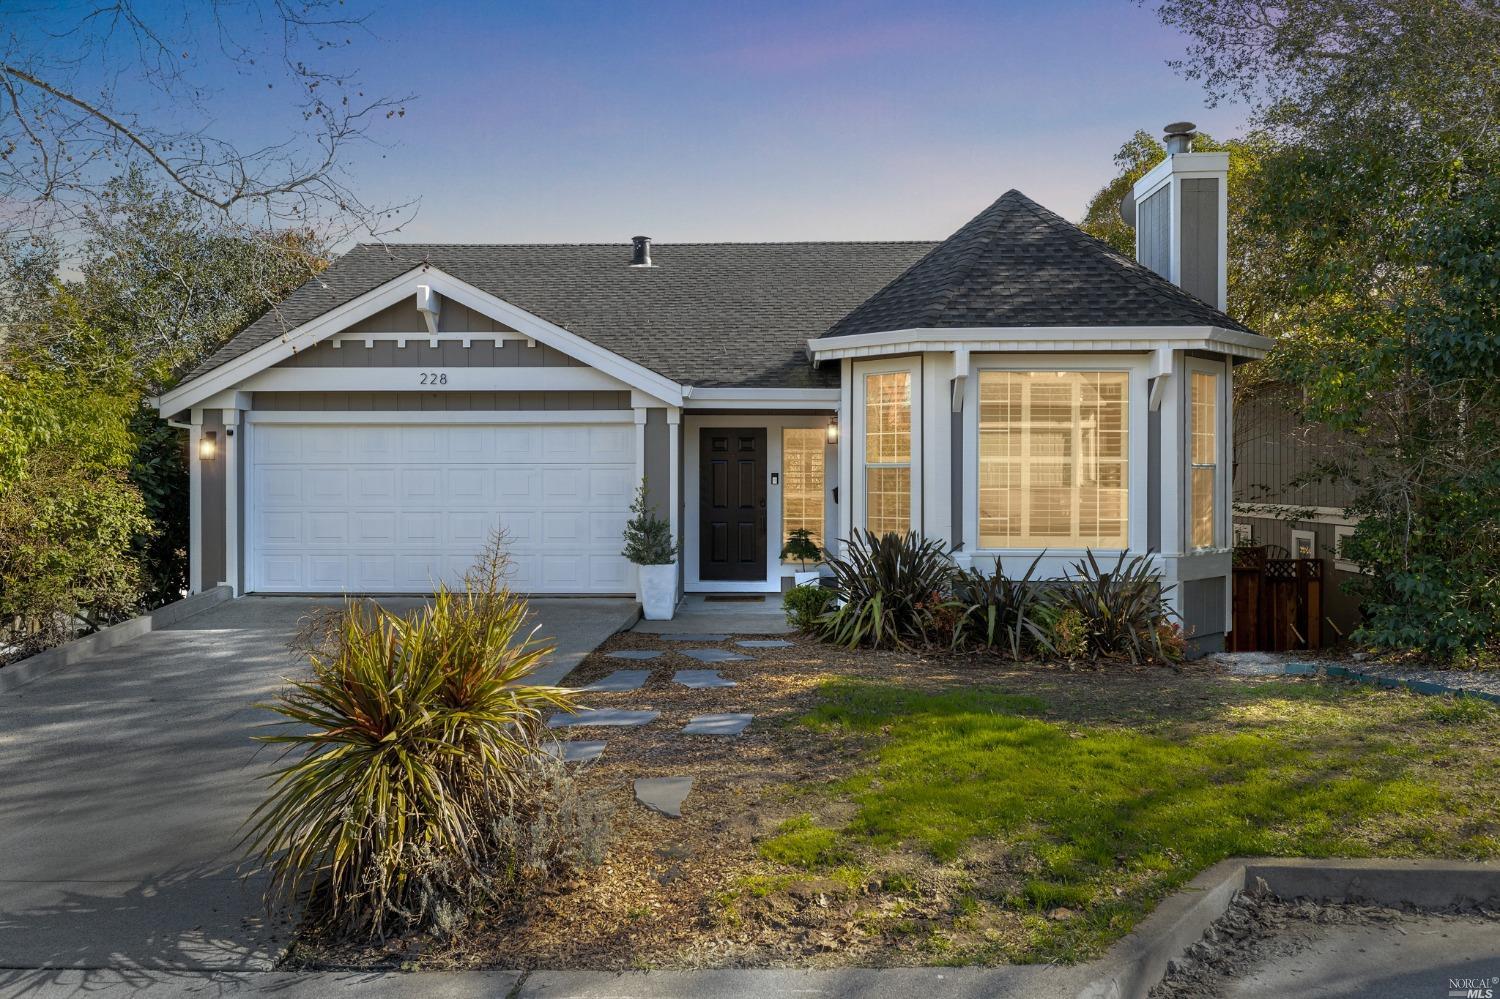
[159,130,1269,652]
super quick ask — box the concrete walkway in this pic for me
[633,593,794,635]
[0,596,635,974]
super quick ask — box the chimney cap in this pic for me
[1164,121,1196,137]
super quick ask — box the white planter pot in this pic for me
[636,562,678,621]
[792,569,821,587]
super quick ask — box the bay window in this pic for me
[782,427,825,550]
[977,369,1128,549]
[863,370,911,536]
[1190,369,1220,549]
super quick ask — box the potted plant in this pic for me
[780,528,823,587]
[621,479,679,620]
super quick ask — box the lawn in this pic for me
[288,634,1500,971]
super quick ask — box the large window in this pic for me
[782,428,825,551]
[864,371,911,536]
[1190,370,1219,549]
[978,370,1128,549]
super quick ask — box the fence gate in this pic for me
[1230,547,1324,652]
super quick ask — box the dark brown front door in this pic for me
[699,428,766,581]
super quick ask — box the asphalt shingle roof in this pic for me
[185,189,1249,391]
[184,242,937,389]
[823,189,1250,338]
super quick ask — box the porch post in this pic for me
[189,409,203,594]
[222,407,242,594]
[667,407,681,547]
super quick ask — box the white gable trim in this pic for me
[157,266,684,413]
[806,325,1272,364]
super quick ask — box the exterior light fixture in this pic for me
[826,417,839,444]
[199,431,218,461]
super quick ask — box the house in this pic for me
[156,123,1269,653]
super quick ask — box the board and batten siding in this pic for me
[1178,178,1220,310]
[1137,186,1171,280]
[1234,387,1355,510]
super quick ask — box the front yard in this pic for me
[290,632,1500,971]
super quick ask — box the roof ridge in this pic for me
[351,239,944,249]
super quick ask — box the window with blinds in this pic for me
[977,370,1128,549]
[1190,370,1219,549]
[864,371,911,536]
[782,427,825,551]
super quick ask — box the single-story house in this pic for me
[157,124,1269,652]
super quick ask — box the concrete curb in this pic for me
[1316,662,1500,703]
[0,586,234,693]
[1073,857,1500,999]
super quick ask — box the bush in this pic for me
[621,479,677,565]
[784,582,835,631]
[949,555,1052,657]
[818,530,956,649]
[1042,550,1180,665]
[246,539,599,939]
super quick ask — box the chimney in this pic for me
[629,235,653,268]
[1125,122,1229,312]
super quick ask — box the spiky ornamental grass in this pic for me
[244,542,577,939]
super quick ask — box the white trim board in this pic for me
[246,409,634,425]
[157,266,685,413]
[239,366,629,394]
[683,387,840,410]
[807,324,1271,364]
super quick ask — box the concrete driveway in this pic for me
[0,596,636,975]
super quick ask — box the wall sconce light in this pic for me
[199,431,218,461]
[826,417,839,444]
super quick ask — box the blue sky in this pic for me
[141,0,1249,244]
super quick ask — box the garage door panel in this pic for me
[251,422,633,594]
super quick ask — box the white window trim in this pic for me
[851,356,923,538]
[683,414,836,593]
[1332,524,1365,573]
[964,353,1150,574]
[779,426,830,564]
[1291,528,1318,559]
[1185,356,1230,552]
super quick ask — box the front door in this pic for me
[699,428,766,581]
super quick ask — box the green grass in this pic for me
[765,677,1500,962]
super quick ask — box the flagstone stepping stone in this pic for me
[605,650,663,661]
[737,639,793,648]
[544,740,606,763]
[681,713,754,736]
[635,776,693,818]
[548,708,658,728]
[659,633,729,642]
[579,669,650,692]
[673,669,737,689]
[679,648,751,664]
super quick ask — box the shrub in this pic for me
[1043,550,1180,665]
[245,539,592,939]
[621,479,677,565]
[818,530,956,649]
[949,555,1052,658]
[784,582,835,631]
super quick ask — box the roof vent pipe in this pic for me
[1163,121,1196,155]
[630,235,653,267]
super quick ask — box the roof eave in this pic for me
[806,325,1272,363]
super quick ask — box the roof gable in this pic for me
[822,190,1249,338]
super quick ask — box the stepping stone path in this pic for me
[544,740,606,763]
[680,648,751,664]
[548,708,659,728]
[659,634,729,642]
[681,713,754,736]
[673,669,737,689]
[579,669,650,692]
[635,776,693,818]
[605,650,663,661]
[737,639,792,648]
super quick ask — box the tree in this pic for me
[1,1,411,246]
[1147,0,1500,654]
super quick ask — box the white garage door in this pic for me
[248,422,635,594]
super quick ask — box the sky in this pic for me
[70,0,1251,247]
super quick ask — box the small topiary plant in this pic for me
[780,528,821,570]
[620,479,677,565]
[784,582,835,631]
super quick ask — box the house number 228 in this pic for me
[419,372,448,385]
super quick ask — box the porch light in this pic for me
[199,431,217,461]
[826,417,839,444]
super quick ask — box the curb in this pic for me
[1312,662,1500,703]
[1074,857,1500,999]
[0,586,235,693]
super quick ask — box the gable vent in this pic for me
[630,235,653,267]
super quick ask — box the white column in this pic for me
[666,407,681,542]
[222,408,242,594]
[188,409,203,594]
[1159,351,1185,615]
[633,407,648,485]
[837,358,853,550]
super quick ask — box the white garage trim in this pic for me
[247,410,633,425]
[245,420,636,595]
[239,366,630,394]
[157,266,685,414]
